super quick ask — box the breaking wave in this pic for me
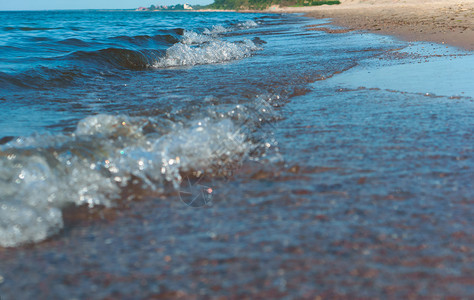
[154,39,261,68]
[237,20,258,29]
[203,25,230,35]
[0,94,281,247]
[1,22,261,89]
[157,23,262,67]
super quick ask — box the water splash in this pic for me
[154,39,261,68]
[0,93,280,247]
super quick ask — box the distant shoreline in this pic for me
[261,0,474,51]
[199,0,474,51]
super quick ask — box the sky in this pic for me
[0,0,214,11]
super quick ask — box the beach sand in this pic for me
[266,0,474,50]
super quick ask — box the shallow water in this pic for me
[0,10,473,299]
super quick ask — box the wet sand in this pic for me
[266,0,474,50]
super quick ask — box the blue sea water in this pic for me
[0,10,473,298]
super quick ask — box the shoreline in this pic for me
[264,0,474,51]
[196,0,473,51]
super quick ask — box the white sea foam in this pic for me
[154,39,261,68]
[181,30,215,45]
[237,20,258,29]
[182,25,229,45]
[203,25,229,35]
[157,22,261,68]
[0,111,257,247]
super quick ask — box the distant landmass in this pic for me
[136,4,204,11]
[208,0,340,10]
[136,0,340,11]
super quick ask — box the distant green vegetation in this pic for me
[208,0,340,10]
[290,0,340,7]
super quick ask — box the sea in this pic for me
[0,10,473,298]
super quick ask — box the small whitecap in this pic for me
[237,20,258,29]
[153,39,262,68]
[181,30,214,45]
[203,25,229,35]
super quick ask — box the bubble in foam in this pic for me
[115,118,249,189]
[0,111,256,247]
[0,200,63,247]
[154,39,261,68]
[203,25,229,35]
[181,30,215,45]
[237,20,258,29]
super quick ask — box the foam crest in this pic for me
[182,24,232,45]
[154,39,261,68]
[181,30,215,45]
[0,110,261,247]
[0,147,120,247]
[237,20,258,29]
[115,118,248,188]
[203,25,229,35]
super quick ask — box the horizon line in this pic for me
[0,6,211,12]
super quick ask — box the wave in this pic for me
[109,31,183,47]
[154,39,262,68]
[0,47,164,89]
[0,67,92,89]
[0,94,281,247]
[0,22,262,89]
[203,25,230,35]
[70,47,164,70]
[111,34,178,46]
[3,26,63,31]
[181,30,215,45]
[57,38,93,47]
[236,20,259,29]
[160,22,262,67]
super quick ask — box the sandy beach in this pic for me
[265,0,474,50]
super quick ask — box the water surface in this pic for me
[0,10,472,299]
